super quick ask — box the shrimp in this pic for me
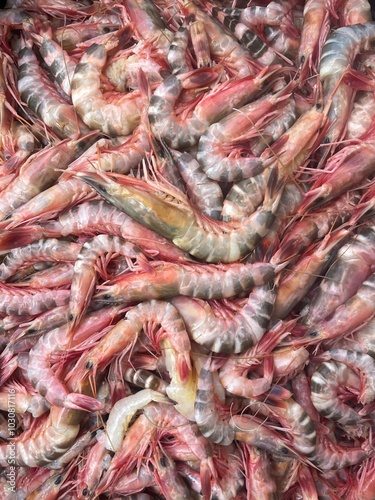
[171,149,223,220]
[153,447,193,500]
[48,429,97,469]
[0,133,97,222]
[16,262,74,288]
[167,26,190,75]
[189,19,211,69]
[76,168,283,263]
[194,357,235,445]
[0,238,81,282]
[338,317,375,358]
[347,90,375,139]
[71,32,145,136]
[240,443,278,500]
[16,34,88,139]
[68,234,151,331]
[27,307,120,411]
[0,284,69,316]
[314,433,371,470]
[311,359,363,427]
[105,390,169,451]
[148,65,279,149]
[0,122,35,176]
[340,0,372,25]
[123,366,168,394]
[0,406,82,467]
[303,272,375,344]
[304,225,375,326]
[222,3,297,33]
[222,173,267,223]
[196,83,294,182]
[272,229,348,320]
[319,22,375,152]
[171,283,276,354]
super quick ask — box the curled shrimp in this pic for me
[171,283,276,354]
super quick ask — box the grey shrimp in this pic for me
[0,238,81,282]
[167,26,190,75]
[171,149,223,220]
[123,366,169,394]
[171,283,276,354]
[76,168,283,263]
[194,357,235,445]
[17,34,88,139]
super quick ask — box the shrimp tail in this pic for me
[343,68,375,92]
[64,393,103,412]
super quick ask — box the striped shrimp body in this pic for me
[0,238,81,282]
[123,366,168,394]
[311,360,363,427]
[319,22,375,149]
[77,169,283,263]
[71,34,144,136]
[17,35,88,139]
[304,225,375,326]
[338,317,375,358]
[0,406,82,467]
[68,234,152,331]
[171,283,276,354]
[148,65,280,149]
[0,284,69,316]
[221,173,267,223]
[303,272,375,344]
[196,83,294,182]
[105,390,170,452]
[194,357,235,445]
[171,149,223,220]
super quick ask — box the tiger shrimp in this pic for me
[171,149,223,220]
[105,389,170,451]
[0,238,81,282]
[27,307,121,411]
[71,30,146,136]
[148,65,280,149]
[0,284,70,316]
[314,433,371,470]
[167,26,190,75]
[196,82,294,182]
[76,167,283,263]
[0,406,82,467]
[48,429,97,469]
[16,34,88,139]
[123,366,168,394]
[272,229,348,320]
[171,283,276,354]
[304,224,375,326]
[339,0,372,25]
[68,234,152,331]
[319,22,375,153]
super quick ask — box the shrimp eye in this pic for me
[316,103,322,110]
[85,360,94,370]
[280,446,290,455]
[82,488,88,496]
[308,331,318,338]
[54,475,63,485]
[68,313,74,321]
[300,55,305,64]
[157,148,165,158]
[103,294,112,300]
[103,27,111,33]
[160,456,167,467]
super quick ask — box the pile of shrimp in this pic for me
[2,0,375,497]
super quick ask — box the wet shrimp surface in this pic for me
[1,0,375,498]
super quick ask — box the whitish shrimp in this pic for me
[71,33,145,136]
[311,359,363,427]
[304,225,375,326]
[319,22,375,151]
[303,272,375,344]
[123,366,168,394]
[27,307,120,411]
[0,238,81,282]
[77,168,283,263]
[171,283,276,354]
[347,90,375,139]
[148,65,279,149]
[272,230,348,320]
[339,0,372,25]
[0,284,69,316]
[68,234,151,331]
[272,345,310,382]
[171,149,223,220]
[0,406,82,467]
[197,83,293,182]
[194,357,235,445]
[17,35,88,139]
[167,26,190,75]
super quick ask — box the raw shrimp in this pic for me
[0,284,69,316]
[167,26,190,75]
[311,359,363,426]
[171,149,223,220]
[53,22,120,51]
[314,433,371,470]
[347,90,375,139]
[189,19,211,69]
[123,366,168,394]
[0,238,81,282]
[17,35,88,139]
[148,137,185,191]
[68,234,151,331]
[272,230,348,319]
[194,357,235,445]
[77,168,283,263]
[48,429,97,469]
[16,262,74,288]
[240,444,278,500]
[340,0,372,25]
[221,173,267,223]
[105,389,170,451]
[222,3,296,33]
[148,65,279,149]
[0,122,35,175]
[272,345,310,381]
[0,406,82,467]
[197,83,293,182]
[303,272,375,344]
[153,448,192,500]
[304,225,375,326]
[171,283,276,354]
[338,317,375,357]
[71,34,145,136]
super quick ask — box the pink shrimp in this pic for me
[15,263,74,288]
[0,284,69,316]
